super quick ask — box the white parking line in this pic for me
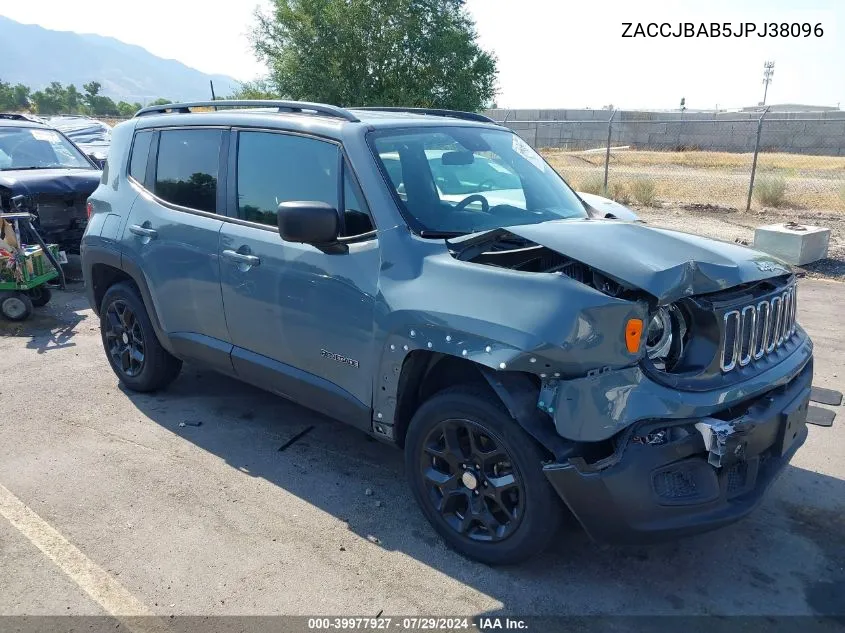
[0,482,168,633]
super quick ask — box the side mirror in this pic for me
[277,201,340,245]
[87,153,106,169]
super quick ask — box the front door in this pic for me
[219,129,380,428]
[120,127,232,371]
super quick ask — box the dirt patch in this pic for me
[634,204,845,282]
[542,148,845,213]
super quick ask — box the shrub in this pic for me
[609,181,631,204]
[753,176,788,207]
[631,178,657,206]
[579,173,606,196]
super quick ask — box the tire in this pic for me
[0,292,33,321]
[405,384,564,565]
[27,286,52,307]
[99,282,182,392]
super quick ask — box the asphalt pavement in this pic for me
[0,279,842,625]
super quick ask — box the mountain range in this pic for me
[0,16,241,102]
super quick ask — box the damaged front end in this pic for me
[543,358,812,544]
[445,219,817,543]
[0,170,99,254]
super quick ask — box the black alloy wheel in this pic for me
[405,385,564,565]
[420,418,525,542]
[103,299,146,378]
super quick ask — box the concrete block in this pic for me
[754,223,831,266]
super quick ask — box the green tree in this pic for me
[81,81,120,115]
[31,82,69,114]
[149,98,172,106]
[0,80,14,110]
[0,80,31,111]
[252,0,497,111]
[65,84,82,113]
[82,81,102,112]
[229,80,279,100]
[117,101,142,117]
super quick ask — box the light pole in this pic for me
[762,61,775,105]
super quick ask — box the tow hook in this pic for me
[695,418,748,468]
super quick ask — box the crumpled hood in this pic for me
[0,169,100,198]
[507,219,792,304]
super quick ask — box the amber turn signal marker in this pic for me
[625,318,644,354]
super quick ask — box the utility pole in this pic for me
[761,61,775,105]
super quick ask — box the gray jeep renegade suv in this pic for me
[82,100,814,564]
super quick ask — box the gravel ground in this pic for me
[635,204,845,280]
[0,281,843,626]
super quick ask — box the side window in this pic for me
[342,163,375,237]
[154,129,221,213]
[237,131,338,227]
[128,130,153,184]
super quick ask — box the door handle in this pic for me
[222,249,261,267]
[129,225,158,239]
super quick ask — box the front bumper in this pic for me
[543,357,812,544]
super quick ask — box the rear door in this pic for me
[120,126,233,371]
[219,129,380,428]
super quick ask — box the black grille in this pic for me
[654,468,698,499]
[726,461,748,495]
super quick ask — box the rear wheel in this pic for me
[1,292,33,321]
[405,385,563,565]
[27,286,52,307]
[100,282,182,392]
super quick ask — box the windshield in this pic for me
[0,126,93,171]
[370,127,587,234]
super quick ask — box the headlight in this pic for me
[646,304,688,371]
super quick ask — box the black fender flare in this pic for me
[81,245,175,355]
[479,367,574,462]
[371,322,573,460]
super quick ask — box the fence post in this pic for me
[603,109,617,193]
[746,106,771,211]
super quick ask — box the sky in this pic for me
[0,0,842,110]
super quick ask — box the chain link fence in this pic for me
[488,109,845,213]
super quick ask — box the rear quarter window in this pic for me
[128,130,153,184]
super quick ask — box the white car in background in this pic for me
[575,190,640,221]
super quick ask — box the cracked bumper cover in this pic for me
[542,350,813,545]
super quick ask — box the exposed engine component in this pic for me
[455,231,630,298]
[631,425,692,446]
[548,260,586,284]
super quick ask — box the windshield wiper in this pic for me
[419,230,468,239]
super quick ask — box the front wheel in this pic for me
[1,292,34,321]
[405,385,564,565]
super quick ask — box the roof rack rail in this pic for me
[134,100,360,122]
[353,107,496,124]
